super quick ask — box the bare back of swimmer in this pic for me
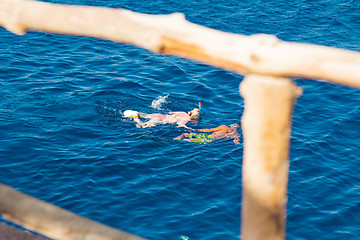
[125,108,200,128]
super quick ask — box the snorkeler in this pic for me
[124,108,200,128]
[174,122,241,144]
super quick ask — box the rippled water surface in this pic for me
[1,0,359,239]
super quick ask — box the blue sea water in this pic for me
[0,0,360,239]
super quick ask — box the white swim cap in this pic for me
[123,110,139,118]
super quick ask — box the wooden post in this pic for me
[0,183,146,240]
[239,74,302,240]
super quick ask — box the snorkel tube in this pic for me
[199,102,202,119]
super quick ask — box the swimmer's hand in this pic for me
[181,125,195,131]
[233,135,240,144]
[177,123,189,129]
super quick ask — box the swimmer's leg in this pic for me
[133,118,145,128]
[174,133,190,140]
[182,138,191,142]
[138,113,157,119]
[125,112,156,128]
[138,119,159,128]
[138,112,147,118]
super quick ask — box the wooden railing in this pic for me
[0,183,145,240]
[0,0,359,239]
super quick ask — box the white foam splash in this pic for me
[151,94,169,110]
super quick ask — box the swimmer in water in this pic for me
[124,108,200,128]
[174,122,241,144]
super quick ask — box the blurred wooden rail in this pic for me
[0,0,359,240]
[0,183,145,240]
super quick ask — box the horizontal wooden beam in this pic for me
[0,0,360,88]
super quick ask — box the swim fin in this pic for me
[123,110,139,118]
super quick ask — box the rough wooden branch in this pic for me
[0,0,360,88]
[240,75,302,240]
[0,183,146,240]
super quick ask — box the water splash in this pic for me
[151,94,169,110]
[179,236,190,240]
